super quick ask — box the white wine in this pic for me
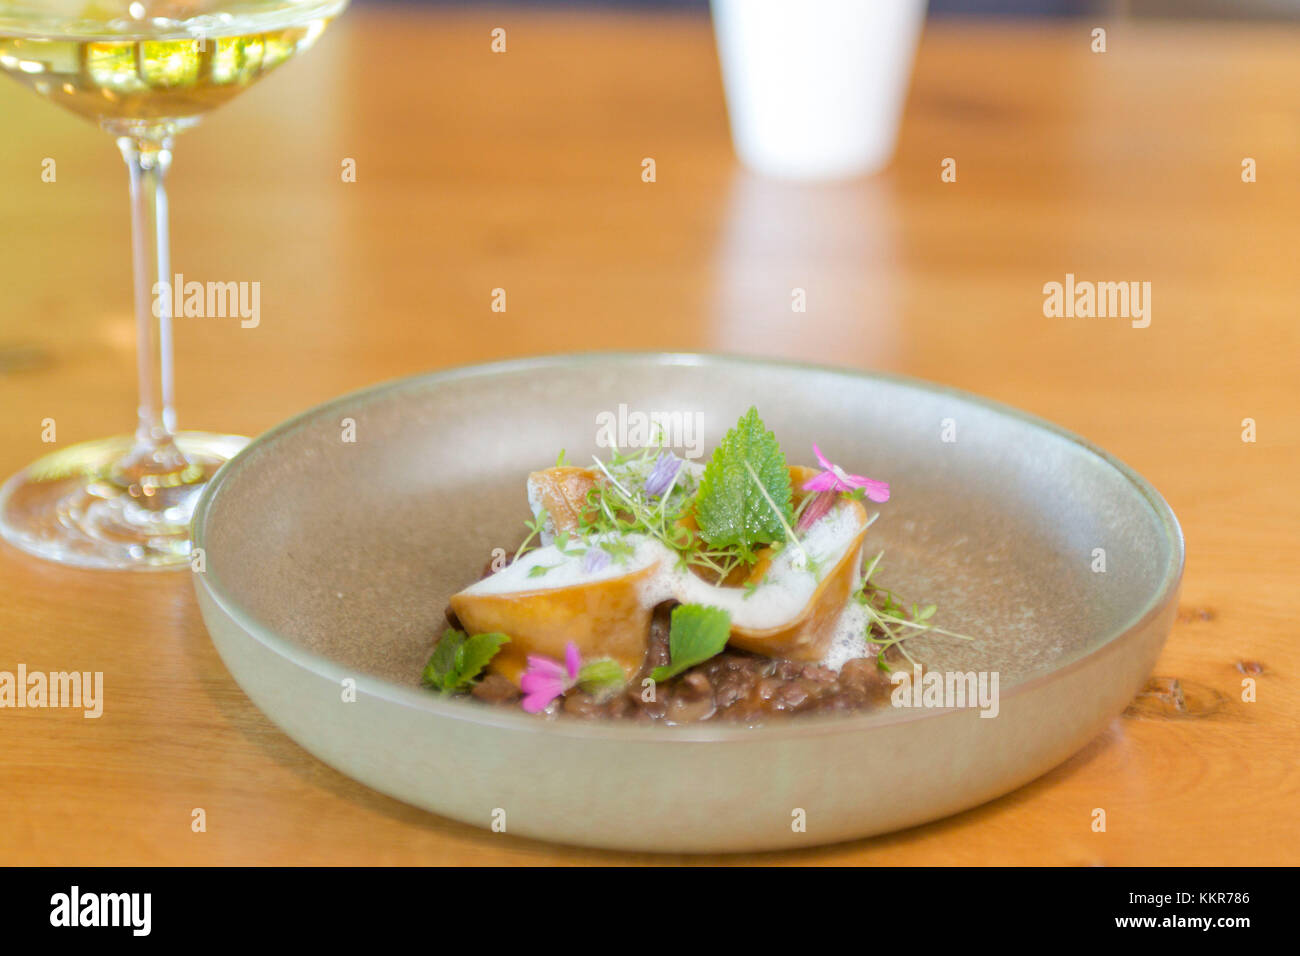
[0,2,348,569]
[0,0,345,133]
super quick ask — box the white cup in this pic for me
[711,0,928,181]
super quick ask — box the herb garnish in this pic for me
[855,551,974,672]
[576,658,626,699]
[574,408,800,583]
[650,603,732,682]
[513,508,548,563]
[694,407,792,555]
[422,628,510,694]
[580,441,722,574]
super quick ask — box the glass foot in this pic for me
[0,432,247,571]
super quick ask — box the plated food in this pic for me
[191,354,1183,851]
[431,407,968,722]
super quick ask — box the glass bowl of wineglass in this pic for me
[0,0,347,569]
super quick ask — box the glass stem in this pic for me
[117,135,188,486]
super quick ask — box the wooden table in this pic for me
[1,8,1296,866]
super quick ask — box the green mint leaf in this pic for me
[650,604,731,682]
[453,632,510,689]
[422,628,466,691]
[527,564,554,578]
[693,407,791,551]
[422,628,509,694]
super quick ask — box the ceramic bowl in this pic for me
[192,353,1183,852]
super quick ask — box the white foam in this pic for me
[464,533,661,594]
[821,599,874,672]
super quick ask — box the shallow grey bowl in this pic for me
[192,352,1183,853]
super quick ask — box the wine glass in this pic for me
[0,0,347,569]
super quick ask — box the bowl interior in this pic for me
[196,354,1180,711]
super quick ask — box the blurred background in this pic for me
[401,0,1300,18]
[2,0,1297,440]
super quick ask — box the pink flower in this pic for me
[520,641,582,713]
[796,491,838,532]
[802,443,890,502]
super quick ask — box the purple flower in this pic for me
[643,451,682,498]
[520,642,582,713]
[582,546,611,573]
[802,443,890,502]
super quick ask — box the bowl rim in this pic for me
[191,350,1185,743]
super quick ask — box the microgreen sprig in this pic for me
[513,507,548,563]
[856,550,975,672]
[579,441,750,582]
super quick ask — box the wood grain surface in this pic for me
[0,7,1296,865]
